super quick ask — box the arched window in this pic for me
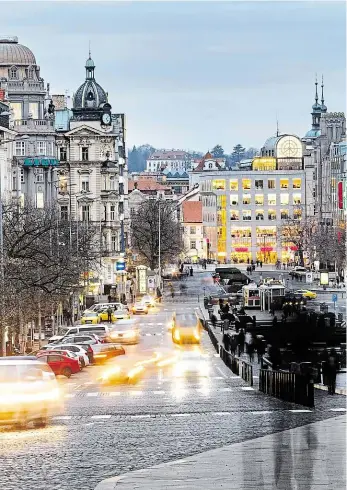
[208,163,213,169]
[9,66,18,79]
[28,67,34,79]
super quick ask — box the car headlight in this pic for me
[102,366,121,379]
[128,366,144,378]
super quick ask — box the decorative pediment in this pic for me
[76,195,95,204]
[65,125,106,137]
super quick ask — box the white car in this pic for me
[48,344,90,367]
[173,351,210,377]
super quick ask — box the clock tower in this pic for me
[56,52,129,299]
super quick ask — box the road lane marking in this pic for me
[109,392,121,396]
[251,411,272,414]
[216,367,227,378]
[171,413,190,417]
[86,392,99,397]
[129,414,151,418]
[91,415,112,419]
[145,333,151,336]
[129,391,143,395]
[212,376,225,380]
[289,409,312,413]
[64,394,75,398]
[152,391,165,395]
[221,388,232,392]
[52,416,72,420]
[329,408,347,412]
[214,412,231,415]
[241,387,254,391]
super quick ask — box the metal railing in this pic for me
[219,346,253,386]
[207,324,219,353]
[259,369,314,407]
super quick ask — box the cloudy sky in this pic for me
[2,1,346,152]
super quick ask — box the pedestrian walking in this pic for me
[107,306,113,323]
[325,349,339,395]
[238,329,245,354]
[247,338,255,363]
[260,260,263,268]
[222,333,230,352]
[270,301,275,316]
[190,266,193,277]
[272,315,278,327]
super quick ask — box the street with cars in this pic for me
[0,270,346,490]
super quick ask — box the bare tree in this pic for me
[130,199,184,269]
[278,208,316,265]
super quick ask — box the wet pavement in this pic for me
[0,271,345,490]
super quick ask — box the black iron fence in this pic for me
[207,324,219,353]
[220,346,253,386]
[259,369,314,407]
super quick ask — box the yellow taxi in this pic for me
[80,311,100,324]
[295,289,317,300]
[98,307,130,322]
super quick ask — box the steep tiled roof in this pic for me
[182,201,202,223]
[128,178,170,192]
[193,151,221,172]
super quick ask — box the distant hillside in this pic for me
[128,145,259,173]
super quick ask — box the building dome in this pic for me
[312,102,321,112]
[304,129,321,138]
[0,36,36,65]
[73,55,108,110]
[262,135,281,150]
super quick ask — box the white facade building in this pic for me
[56,55,129,296]
[0,124,16,199]
[146,150,189,173]
[195,134,313,264]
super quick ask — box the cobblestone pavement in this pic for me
[0,272,345,490]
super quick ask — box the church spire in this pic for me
[321,74,327,113]
[315,74,319,105]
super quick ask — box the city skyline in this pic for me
[1,1,346,152]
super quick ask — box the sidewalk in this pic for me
[95,415,346,490]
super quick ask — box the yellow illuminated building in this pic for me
[252,157,276,171]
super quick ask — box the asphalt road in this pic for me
[0,272,346,490]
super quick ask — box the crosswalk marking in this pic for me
[329,408,346,412]
[91,415,112,420]
[289,409,312,413]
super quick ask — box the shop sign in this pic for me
[115,261,126,271]
[260,247,273,252]
[320,272,329,285]
[290,246,298,251]
[234,247,248,252]
[23,157,59,167]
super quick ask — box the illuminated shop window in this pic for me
[268,179,276,189]
[230,194,238,206]
[294,208,302,220]
[293,193,302,205]
[242,179,251,190]
[255,195,264,205]
[252,157,276,171]
[268,209,276,220]
[212,179,226,190]
[281,209,289,219]
[268,194,276,205]
[280,193,289,205]
[242,194,251,205]
[292,178,301,189]
[256,210,264,221]
[242,210,252,221]
[280,178,289,189]
[230,180,238,191]
[255,180,263,189]
[231,227,251,238]
[230,210,239,221]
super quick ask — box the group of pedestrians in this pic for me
[222,329,266,363]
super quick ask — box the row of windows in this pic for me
[9,66,35,80]
[15,140,54,157]
[60,204,122,223]
[230,193,302,206]
[202,178,302,192]
[230,210,301,221]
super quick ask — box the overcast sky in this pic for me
[2,1,346,152]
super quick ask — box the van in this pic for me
[49,324,110,343]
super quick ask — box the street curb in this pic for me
[314,383,347,396]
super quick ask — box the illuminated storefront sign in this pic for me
[234,247,249,252]
[320,272,329,285]
[23,157,59,167]
[252,157,276,171]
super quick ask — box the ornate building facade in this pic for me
[56,54,129,295]
[0,36,58,207]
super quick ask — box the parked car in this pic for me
[0,358,62,428]
[35,353,80,378]
[41,345,90,367]
[49,325,109,343]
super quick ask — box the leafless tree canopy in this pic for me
[1,200,101,334]
[130,199,184,269]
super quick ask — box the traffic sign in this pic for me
[116,261,126,271]
[332,293,338,303]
